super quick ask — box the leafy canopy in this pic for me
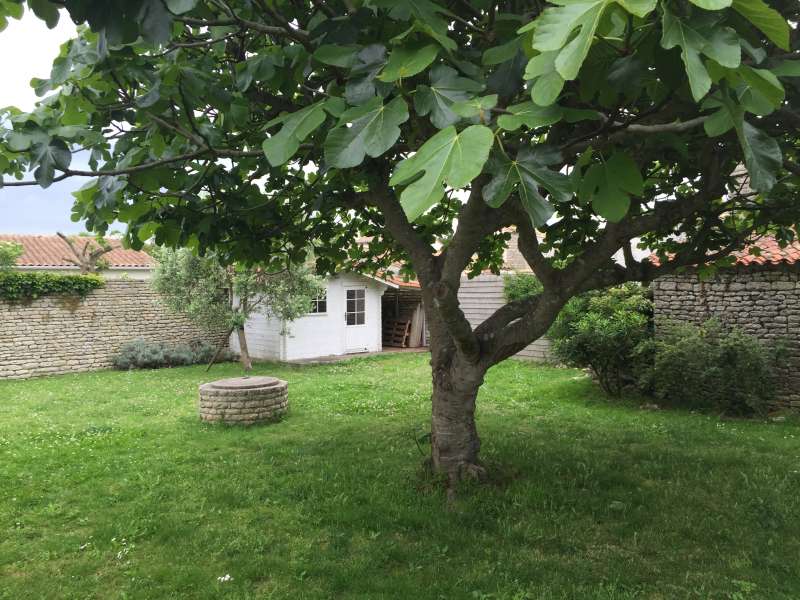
[0,0,797,296]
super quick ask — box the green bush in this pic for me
[113,339,232,370]
[640,320,779,417]
[503,273,543,302]
[0,272,105,302]
[0,241,23,271]
[549,284,653,395]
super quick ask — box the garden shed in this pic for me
[651,237,800,409]
[232,272,392,361]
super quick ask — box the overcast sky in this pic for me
[0,11,90,235]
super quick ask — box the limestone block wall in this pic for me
[652,267,800,408]
[0,279,228,380]
[459,272,553,362]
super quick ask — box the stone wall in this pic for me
[652,267,800,408]
[0,279,228,380]
[459,272,553,362]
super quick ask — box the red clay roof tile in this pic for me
[0,234,155,269]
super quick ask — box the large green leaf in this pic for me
[377,43,439,82]
[414,66,484,129]
[688,0,731,9]
[578,152,643,222]
[660,6,741,101]
[32,139,71,188]
[736,120,782,193]
[732,0,790,51]
[390,125,494,221]
[313,45,361,68]
[497,101,563,131]
[374,0,456,50]
[324,96,409,168]
[737,66,785,116]
[28,0,60,28]
[531,0,657,83]
[346,45,389,105]
[262,102,331,167]
[484,147,573,226]
[523,51,566,106]
[164,0,198,14]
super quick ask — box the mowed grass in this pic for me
[1,354,799,599]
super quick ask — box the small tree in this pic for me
[0,241,23,272]
[152,248,323,371]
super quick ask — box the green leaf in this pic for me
[324,96,409,168]
[390,125,494,221]
[313,45,361,68]
[484,147,572,226]
[738,66,785,115]
[346,45,389,105]
[531,0,657,83]
[772,61,800,78]
[660,6,740,101]
[374,0,456,50]
[732,0,790,51]
[32,139,71,188]
[164,0,198,14]
[414,65,484,128]
[687,0,731,9]
[482,38,522,66]
[28,0,60,28]
[523,51,566,106]
[736,120,782,193]
[451,95,498,119]
[262,102,329,166]
[497,101,563,131]
[578,152,642,222]
[377,43,439,82]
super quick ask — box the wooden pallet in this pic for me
[382,319,411,348]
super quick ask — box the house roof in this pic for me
[650,236,800,268]
[732,237,800,266]
[0,234,155,269]
[384,274,421,289]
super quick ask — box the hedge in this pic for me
[0,272,105,302]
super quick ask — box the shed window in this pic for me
[346,288,366,325]
[310,294,327,314]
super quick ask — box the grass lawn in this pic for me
[1,354,799,599]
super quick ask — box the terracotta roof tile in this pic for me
[0,234,155,269]
[650,236,800,268]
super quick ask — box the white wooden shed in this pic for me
[230,272,393,361]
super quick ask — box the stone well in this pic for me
[199,376,289,425]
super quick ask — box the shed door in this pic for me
[344,286,370,353]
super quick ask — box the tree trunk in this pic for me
[236,327,253,371]
[206,327,235,372]
[429,349,486,481]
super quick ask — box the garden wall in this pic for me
[652,267,800,408]
[0,279,228,380]
[459,272,552,362]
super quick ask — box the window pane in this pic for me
[356,298,365,312]
[347,289,356,300]
[346,313,356,325]
[356,312,365,325]
[347,299,355,313]
[318,300,326,313]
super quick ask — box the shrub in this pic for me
[113,339,232,370]
[549,284,653,395]
[0,241,23,272]
[0,272,104,302]
[641,320,779,417]
[503,273,543,302]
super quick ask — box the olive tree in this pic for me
[0,0,798,482]
[152,247,323,370]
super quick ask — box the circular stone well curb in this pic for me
[199,376,288,425]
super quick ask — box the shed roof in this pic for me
[0,234,155,269]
